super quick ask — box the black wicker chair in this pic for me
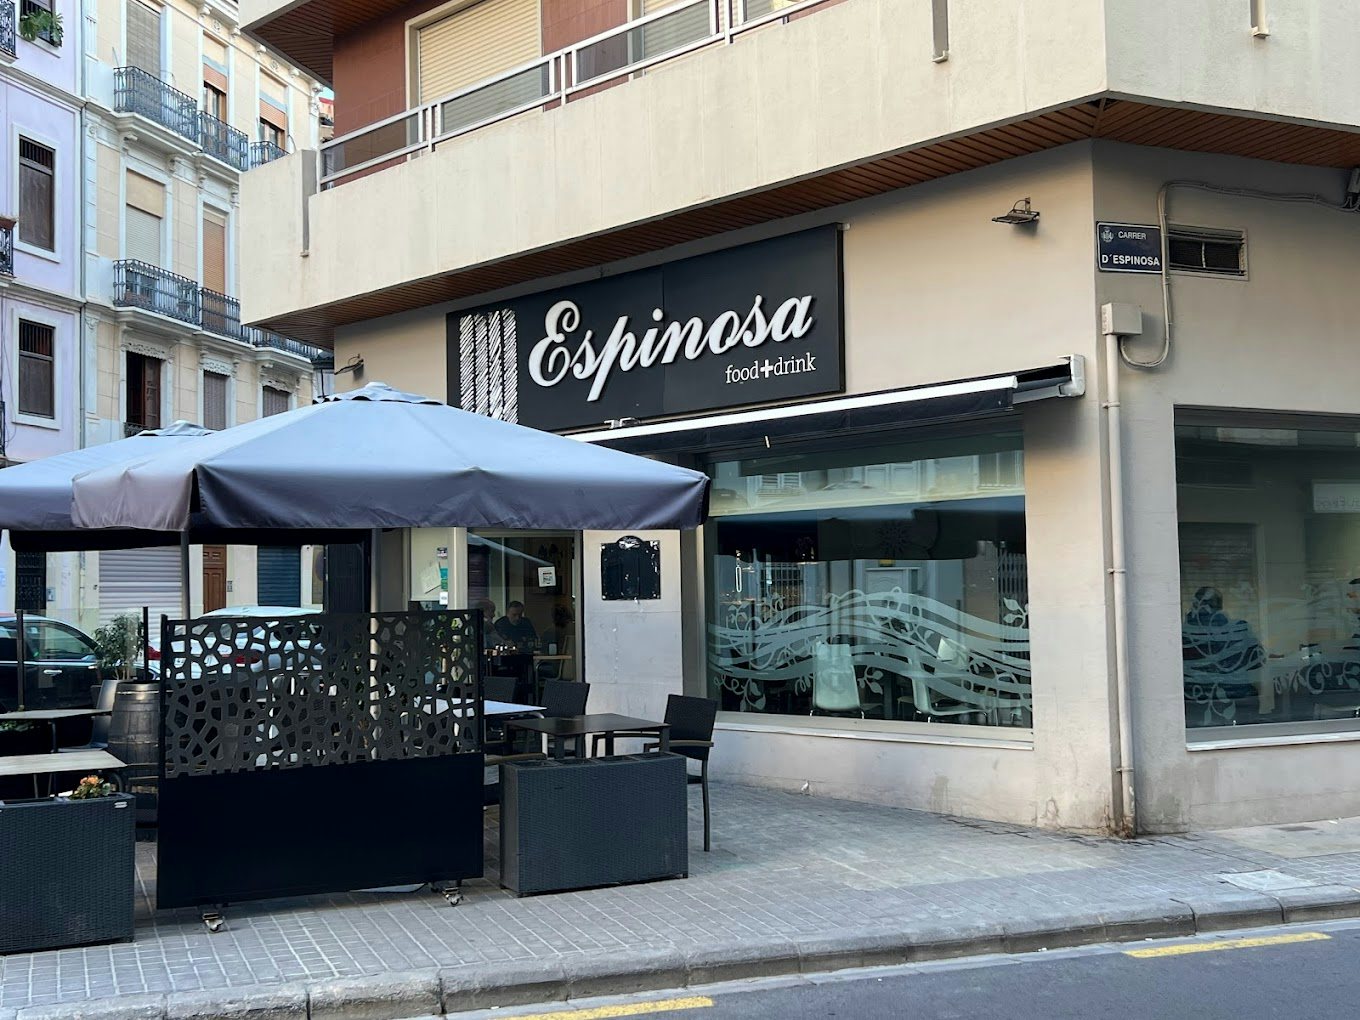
[593,694,717,851]
[484,675,521,754]
[541,679,589,717]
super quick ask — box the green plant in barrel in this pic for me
[92,613,142,683]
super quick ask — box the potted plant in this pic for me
[93,612,143,684]
[0,774,135,953]
[17,7,63,46]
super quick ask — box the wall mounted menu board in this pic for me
[601,536,661,601]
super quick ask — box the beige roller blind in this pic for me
[638,0,711,58]
[127,0,162,74]
[125,206,162,265]
[203,34,228,64]
[417,0,540,103]
[126,171,164,215]
[202,208,227,293]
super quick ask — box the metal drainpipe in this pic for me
[1104,327,1136,837]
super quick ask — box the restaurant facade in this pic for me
[236,0,1360,834]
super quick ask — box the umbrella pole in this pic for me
[369,528,381,613]
[180,532,191,618]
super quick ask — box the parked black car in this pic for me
[0,614,103,713]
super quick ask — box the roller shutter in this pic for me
[127,0,162,75]
[257,547,302,607]
[638,0,711,61]
[417,0,539,103]
[98,548,182,627]
[202,208,227,293]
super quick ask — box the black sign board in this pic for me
[448,226,844,431]
[601,535,661,601]
[1097,222,1163,274]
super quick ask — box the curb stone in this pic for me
[1273,885,1360,923]
[165,983,308,1020]
[1097,899,1196,942]
[1172,891,1284,933]
[307,970,442,1020]
[563,946,689,998]
[440,959,569,1012]
[16,994,167,1020]
[793,928,913,973]
[904,919,1007,962]
[681,936,801,985]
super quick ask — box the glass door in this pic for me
[469,530,580,699]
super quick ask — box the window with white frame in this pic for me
[17,320,55,419]
[18,138,55,252]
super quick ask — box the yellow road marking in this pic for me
[1124,931,1330,958]
[503,996,715,1020]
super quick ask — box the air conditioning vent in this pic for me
[1168,226,1246,276]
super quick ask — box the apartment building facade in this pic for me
[0,0,330,629]
[239,0,1360,835]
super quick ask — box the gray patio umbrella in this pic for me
[71,382,709,533]
[0,421,212,551]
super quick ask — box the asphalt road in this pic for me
[457,921,1360,1020]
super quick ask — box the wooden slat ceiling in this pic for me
[258,99,1360,346]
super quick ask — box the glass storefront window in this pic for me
[1176,418,1360,731]
[704,429,1031,727]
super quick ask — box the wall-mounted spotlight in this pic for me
[992,197,1040,226]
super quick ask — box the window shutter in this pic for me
[18,139,55,252]
[417,0,540,103]
[262,386,291,416]
[17,321,55,419]
[125,206,162,265]
[125,172,163,214]
[202,208,227,293]
[202,371,228,430]
[259,73,289,131]
[127,1,162,75]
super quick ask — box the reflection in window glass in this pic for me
[1177,420,1360,729]
[704,430,1031,727]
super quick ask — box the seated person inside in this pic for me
[493,601,538,653]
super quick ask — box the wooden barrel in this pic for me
[106,681,159,825]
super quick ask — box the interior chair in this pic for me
[810,641,878,718]
[592,694,718,851]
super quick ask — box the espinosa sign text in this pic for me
[449,225,844,431]
[529,293,817,402]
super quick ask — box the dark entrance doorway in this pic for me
[202,545,227,612]
[14,550,46,614]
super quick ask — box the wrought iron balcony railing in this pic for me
[114,67,199,145]
[249,140,287,169]
[200,287,244,340]
[1,0,16,57]
[246,327,329,364]
[113,260,201,326]
[200,111,249,170]
[0,223,13,277]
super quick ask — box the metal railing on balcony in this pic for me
[200,111,249,170]
[320,0,831,187]
[113,260,329,364]
[200,287,244,340]
[246,327,329,363]
[113,260,201,325]
[1,0,16,56]
[0,224,13,277]
[114,66,200,145]
[249,139,287,168]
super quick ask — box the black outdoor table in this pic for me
[508,713,669,760]
[0,708,114,753]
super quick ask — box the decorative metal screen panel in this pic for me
[160,609,482,779]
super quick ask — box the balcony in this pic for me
[1,0,15,57]
[113,260,329,364]
[200,111,250,171]
[114,67,199,146]
[250,140,287,168]
[320,0,749,188]
[0,221,12,277]
[113,260,200,325]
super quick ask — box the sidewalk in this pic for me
[7,784,1360,1019]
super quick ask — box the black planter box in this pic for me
[0,794,136,953]
[500,753,687,896]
